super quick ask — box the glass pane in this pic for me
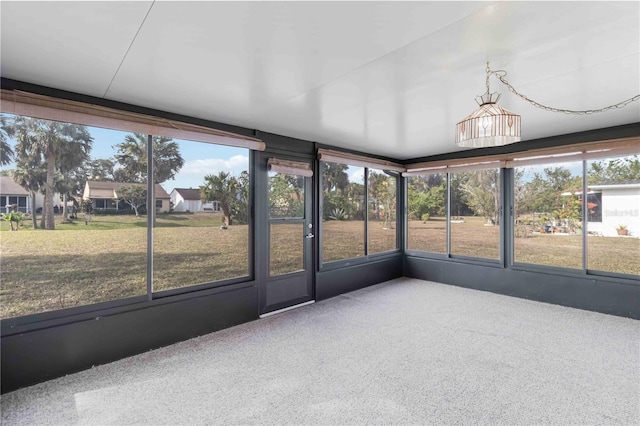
[514,161,583,269]
[407,174,447,253]
[368,168,397,253]
[322,162,365,262]
[269,172,305,219]
[153,140,250,291]
[0,114,146,319]
[270,222,304,276]
[450,169,500,260]
[586,154,640,275]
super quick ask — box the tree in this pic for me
[269,173,304,218]
[56,126,93,221]
[114,133,184,184]
[368,172,387,219]
[0,116,14,166]
[322,162,349,193]
[407,174,446,220]
[231,170,250,225]
[86,158,117,181]
[116,185,147,217]
[520,167,581,216]
[460,169,501,224]
[11,159,46,229]
[201,172,239,226]
[587,155,640,184]
[6,116,93,230]
[2,211,24,231]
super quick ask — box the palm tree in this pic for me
[114,133,184,183]
[11,160,46,229]
[201,171,239,226]
[322,162,349,194]
[56,126,93,221]
[0,116,14,166]
[8,116,93,230]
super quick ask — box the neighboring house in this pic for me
[586,180,640,237]
[0,176,59,214]
[170,188,220,213]
[83,181,171,213]
[0,176,30,213]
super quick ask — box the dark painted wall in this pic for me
[404,256,640,319]
[1,283,259,393]
[317,256,404,301]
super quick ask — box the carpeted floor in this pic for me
[1,277,639,425]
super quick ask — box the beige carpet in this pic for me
[2,278,639,425]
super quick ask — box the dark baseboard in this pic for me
[404,256,640,319]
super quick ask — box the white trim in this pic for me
[259,300,316,318]
[590,183,640,190]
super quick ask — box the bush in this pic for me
[421,213,430,222]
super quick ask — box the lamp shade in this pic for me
[456,102,521,148]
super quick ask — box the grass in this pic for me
[408,216,640,274]
[1,213,637,319]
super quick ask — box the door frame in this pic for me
[255,151,315,315]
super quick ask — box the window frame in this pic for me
[405,142,640,281]
[0,110,257,324]
[319,160,401,271]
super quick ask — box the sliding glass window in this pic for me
[1,113,254,320]
[0,114,147,319]
[321,162,365,262]
[406,173,447,254]
[586,154,639,275]
[368,168,397,254]
[513,161,583,269]
[152,138,250,292]
[449,168,501,260]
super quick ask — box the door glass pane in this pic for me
[269,172,305,219]
[270,223,304,276]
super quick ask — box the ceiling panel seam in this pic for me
[103,1,156,99]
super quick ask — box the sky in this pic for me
[3,122,250,193]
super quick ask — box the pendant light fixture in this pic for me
[455,62,639,149]
[456,63,520,148]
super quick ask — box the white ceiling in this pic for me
[1,1,639,160]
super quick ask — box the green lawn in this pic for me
[1,213,637,319]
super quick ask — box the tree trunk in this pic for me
[45,149,56,230]
[30,191,38,229]
[40,197,46,229]
[63,192,68,221]
[221,202,232,226]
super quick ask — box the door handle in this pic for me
[305,233,315,239]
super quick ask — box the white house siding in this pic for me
[588,186,640,237]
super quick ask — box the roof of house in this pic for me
[85,181,170,198]
[172,188,202,200]
[590,179,640,190]
[0,176,29,196]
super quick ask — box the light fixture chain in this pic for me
[491,69,640,115]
